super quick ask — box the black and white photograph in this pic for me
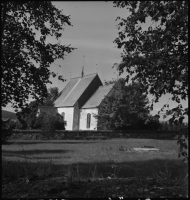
[2,1,188,198]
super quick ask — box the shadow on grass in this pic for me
[3,154,64,160]
[70,159,187,180]
[3,141,97,145]
[2,149,73,155]
[2,157,188,182]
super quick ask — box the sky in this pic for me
[3,1,188,122]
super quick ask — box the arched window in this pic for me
[61,112,65,121]
[87,113,91,128]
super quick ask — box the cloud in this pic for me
[60,38,119,52]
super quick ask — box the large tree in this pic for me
[113,1,188,104]
[113,1,188,162]
[96,79,150,130]
[1,1,75,112]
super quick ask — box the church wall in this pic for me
[79,108,98,130]
[57,107,74,130]
[72,102,80,130]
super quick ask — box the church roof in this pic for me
[38,106,58,115]
[82,83,114,108]
[54,73,99,107]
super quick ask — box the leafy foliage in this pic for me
[17,87,60,129]
[113,1,188,163]
[34,112,65,139]
[42,87,60,106]
[159,104,188,163]
[104,78,117,85]
[113,1,188,103]
[1,1,75,112]
[145,115,161,130]
[17,100,38,130]
[160,121,187,131]
[2,119,13,142]
[14,119,24,130]
[96,79,150,130]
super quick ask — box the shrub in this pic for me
[34,112,65,139]
[2,119,14,142]
[146,120,161,130]
[14,119,24,129]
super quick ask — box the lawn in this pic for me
[2,138,187,180]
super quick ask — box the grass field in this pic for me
[2,138,188,181]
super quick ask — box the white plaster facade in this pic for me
[57,107,74,130]
[54,74,114,130]
[79,108,98,130]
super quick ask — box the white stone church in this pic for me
[54,73,114,130]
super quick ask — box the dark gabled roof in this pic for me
[38,106,58,115]
[54,73,99,107]
[82,83,114,108]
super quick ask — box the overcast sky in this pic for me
[3,1,188,121]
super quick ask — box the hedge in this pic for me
[10,129,180,140]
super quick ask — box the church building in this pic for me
[54,73,114,130]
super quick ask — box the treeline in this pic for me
[2,87,66,142]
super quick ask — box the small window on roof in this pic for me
[87,113,91,128]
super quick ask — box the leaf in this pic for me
[2,1,74,113]
[58,75,66,82]
[179,116,185,124]
[174,119,178,125]
[169,117,174,125]
[113,1,187,106]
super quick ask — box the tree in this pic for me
[113,1,187,103]
[34,112,65,138]
[145,115,161,130]
[17,87,61,129]
[42,87,60,106]
[2,119,13,142]
[113,1,188,162]
[17,100,38,129]
[1,1,75,112]
[96,79,150,130]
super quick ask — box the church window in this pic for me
[87,113,91,128]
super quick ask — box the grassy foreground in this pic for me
[2,138,188,181]
[2,138,181,163]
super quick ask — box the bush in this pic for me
[145,120,161,130]
[2,119,14,142]
[34,112,65,139]
[14,119,24,129]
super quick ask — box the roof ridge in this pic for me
[71,73,97,79]
[54,73,101,107]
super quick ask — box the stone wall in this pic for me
[10,129,180,140]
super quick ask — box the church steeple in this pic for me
[81,66,84,77]
[81,55,85,78]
